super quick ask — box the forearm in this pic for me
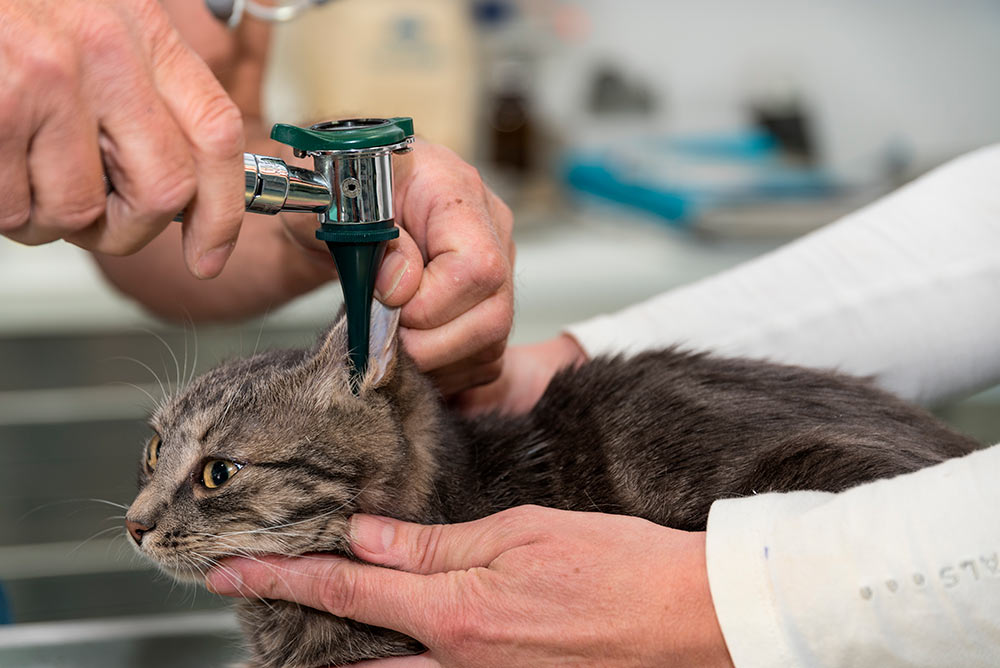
[94,214,331,322]
[568,144,1000,405]
[92,8,314,321]
[706,442,1000,667]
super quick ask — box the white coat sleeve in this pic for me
[565,145,1000,665]
[706,443,1000,667]
[566,144,1000,406]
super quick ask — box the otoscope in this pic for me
[160,117,414,390]
[255,117,414,389]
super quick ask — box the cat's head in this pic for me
[125,304,442,583]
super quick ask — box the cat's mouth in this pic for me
[127,530,243,584]
[158,561,211,585]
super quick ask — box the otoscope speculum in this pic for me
[270,117,415,390]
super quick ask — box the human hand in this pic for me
[281,140,515,396]
[0,0,245,278]
[206,506,734,668]
[454,334,588,415]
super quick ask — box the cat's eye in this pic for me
[202,460,243,489]
[145,434,161,472]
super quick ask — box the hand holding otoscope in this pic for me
[1,0,514,397]
[103,117,414,389]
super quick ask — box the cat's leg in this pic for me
[237,600,423,668]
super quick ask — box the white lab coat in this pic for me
[567,144,1000,666]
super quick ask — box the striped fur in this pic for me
[126,315,979,667]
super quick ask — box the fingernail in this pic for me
[373,251,409,301]
[194,241,236,279]
[350,515,395,554]
[205,565,243,595]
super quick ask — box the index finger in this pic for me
[351,655,439,667]
[145,16,246,278]
[207,554,467,642]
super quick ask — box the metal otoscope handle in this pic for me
[102,153,333,222]
[241,153,331,215]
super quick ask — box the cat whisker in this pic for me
[108,356,169,404]
[211,486,369,539]
[219,314,272,427]
[71,525,129,555]
[136,327,183,398]
[18,497,131,522]
[211,551,322,590]
[250,310,270,359]
[211,545,358,573]
[108,381,161,410]
[185,317,200,389]
[90,498,130,510]
[203,534,313,559]
[196,528,323,542]
[193,553,282,615]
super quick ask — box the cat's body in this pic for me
[125,310,978,668]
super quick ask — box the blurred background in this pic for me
[2,0,999,665]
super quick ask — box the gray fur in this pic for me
[126,314,979,667]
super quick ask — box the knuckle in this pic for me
[94,233,148,257]
[437,601,481,646]
[404,299,436,331]
[495,504,554,536]
[136,170,197,217]
[413,524,446,572]
[468,249,509,296]
[0,208,31,235]
[78,8,132,59]
[193,96,244,158]
[491,195,514,231]
[438,573,493,646]
[454,159,482,186]
[51,198,106,233]
[26,44,77,88]
[475,297,513,348]
[127,0,176,41]
[494,505,537,529]
[317,564,358,617]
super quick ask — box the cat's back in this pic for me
[497,348,979,529]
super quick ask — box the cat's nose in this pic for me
[126,518,155,545]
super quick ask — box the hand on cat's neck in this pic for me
[207,506,734,668]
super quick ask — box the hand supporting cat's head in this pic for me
[125,304,442,583]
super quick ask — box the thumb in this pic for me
[349,507,540,573]
[374,228,422,306]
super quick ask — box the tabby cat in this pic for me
[125,304,978,667]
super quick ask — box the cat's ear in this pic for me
[313,302,400,391]
[362,301,401,390]
[315,313,350,371]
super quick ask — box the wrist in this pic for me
[664,531,735,668]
